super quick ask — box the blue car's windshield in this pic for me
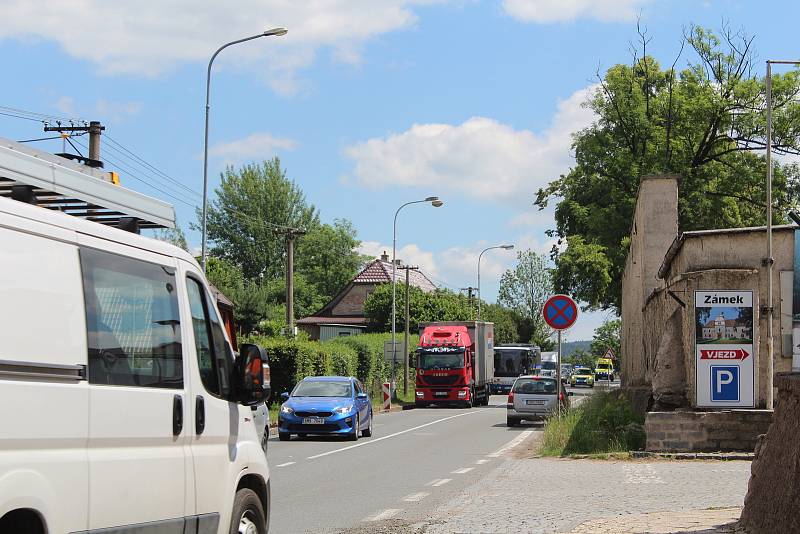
[292,380,351,397]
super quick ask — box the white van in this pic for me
[0,195,272,533]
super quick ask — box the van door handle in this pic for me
[196,395,205,435]
[173,395,183,436]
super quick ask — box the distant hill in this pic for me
[560,340,591,358]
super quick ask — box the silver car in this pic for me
[507,375,571,426]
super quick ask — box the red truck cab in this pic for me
[414,322,493,408]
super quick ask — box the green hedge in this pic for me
[242,333,418,399]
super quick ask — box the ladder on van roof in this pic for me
[0,136,175,231]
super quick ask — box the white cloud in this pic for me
[209,132,297,162]
[0,1,447,93]
[502,0,649,23]
[359,241,439,278]
[344,84,597,205]
[53,96,143,123]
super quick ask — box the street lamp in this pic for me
[200,27,288,271]
[477,244,514,320]
[391,196,443,397]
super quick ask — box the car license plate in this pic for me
[526,400,545,405]
[302,417,324,424]
[434,391,448,397]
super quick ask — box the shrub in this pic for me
[540,390,645,456]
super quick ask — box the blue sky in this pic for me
[1,0,798,340]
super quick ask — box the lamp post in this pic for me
[477,244,514,320]
[391,196,443,397]
[200,27,288,272]
[765,59,800,405]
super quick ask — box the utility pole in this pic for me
[274,227,306,336]
[44,121,105,165]
[399,265,419,396]
[461,287,477,309]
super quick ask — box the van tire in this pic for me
[230,488,266,534]
[278,432,290,441]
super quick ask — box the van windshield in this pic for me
[541,361,556,371]
[513,378,557,394]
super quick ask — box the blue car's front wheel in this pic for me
[348,414,360,441]
[362,410,373,438]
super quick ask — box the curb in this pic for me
[632,450,754,461]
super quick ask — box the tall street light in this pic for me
[391,196,444,396]
[200,27,288,272]
[477,244,514,320]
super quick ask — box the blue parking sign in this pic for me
[710,366,739,402]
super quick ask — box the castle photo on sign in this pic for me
[696,306,753,345]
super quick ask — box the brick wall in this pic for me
[645,410,772,452]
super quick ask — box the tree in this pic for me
[481,303,519,344]
[590,319,621,361]
[498,249,553,347]
[536,25,800,311]
[296,219,370,302]
[363,284,473,332]
[202,158,319,280]
[153,225,189,252]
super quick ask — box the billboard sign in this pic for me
[695,290,755,408]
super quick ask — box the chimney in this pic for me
[380,251,389,262]
[394,259,403,267]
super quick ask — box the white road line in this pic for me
[432,478,452,487]
[475,459,490,465]
[487,430,534,458]
[364,509,402,522]
[275,461,295,468]
[306,409,488,460]
[402,492,430,502]
[451,467,474,474]
[425,479,443,486]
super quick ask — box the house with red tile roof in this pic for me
[297,252,437,340]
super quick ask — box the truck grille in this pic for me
[421,375,460,386]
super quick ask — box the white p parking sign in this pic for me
[695,290,754,408]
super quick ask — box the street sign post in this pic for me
[543,295,579,414]
[695,290,755,408]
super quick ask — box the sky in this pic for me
[1,0,799,340]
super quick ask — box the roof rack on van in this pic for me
[0,136,175,231]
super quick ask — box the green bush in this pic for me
[325,333,418,396]
[540,390,645,456]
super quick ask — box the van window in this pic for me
[81,248,182,388]
[186,277,231,397]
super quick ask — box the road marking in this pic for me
[452,467,474,474]
[306,409,488,460]
[622,464,665,484]
[365,509,402,522]
[275,461,295,468]
[475,459,490,465]
[432,478,452,487]
[402,492,430,502]
[425,479,443,486]
[487,430,534,458]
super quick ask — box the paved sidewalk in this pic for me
[566,508,743,533]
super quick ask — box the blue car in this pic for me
[278,376,373,441]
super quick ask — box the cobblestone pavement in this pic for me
[343,456,751,534]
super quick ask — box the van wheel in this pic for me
[230,488,266,534]
[278,432,290,441]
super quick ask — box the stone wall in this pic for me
[739,372,800,533]
[645,410,772,452]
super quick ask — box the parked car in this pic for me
[0,195,272,534]
[278,376,373,441]
[506,376,571,426]
[570,367,595,388]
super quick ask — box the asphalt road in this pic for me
[266,387,597,534]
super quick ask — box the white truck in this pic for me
[0,137,273,534]
[539,351,558,378]
[490,344,540,394]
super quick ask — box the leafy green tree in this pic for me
[153,225,189,252]
[363,284,473,332]
[480,303,519,344]
[566,348,596,368]
[202,158,319,280]
[498,249,553,347]
[296,219,370,302]
[536,25,800,311]
[590,319,621,361]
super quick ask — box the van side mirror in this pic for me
[234,343,267,406]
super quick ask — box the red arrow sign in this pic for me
[700,349,750,360]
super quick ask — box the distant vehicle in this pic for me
[570,367,595,388]
[415,321,494,408]
[506,376,571,426]
[539,352,558,378]
[560,363,574,383]
[595,358,615,381]
[278,376,373,441]
[490,344,540,394]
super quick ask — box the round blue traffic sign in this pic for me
[543,294,578,330]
